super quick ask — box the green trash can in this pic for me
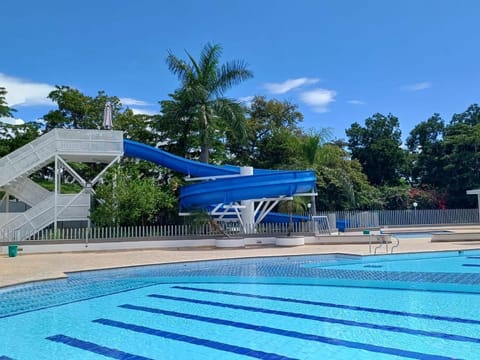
[363,229,370,235]
[8,244,18,257]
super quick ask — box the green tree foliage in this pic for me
[228,96,304,168]
[441,104,480,207]
[90,164,176,226]
[163,43,253,163]
[378,183,410,210]
[0,88,40,156]
[346,113,406,186]
[0,121,40,157]
[407,104,480,208]
[406,114,445,186]
[0,87,16,118]
[43,86,122,130]
[114,109,157,145]
[315,144,382,210]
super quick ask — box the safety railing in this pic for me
[0,129,123,187]
[0,192,90,241]
[0,220,315,242]
[3,177,50,206]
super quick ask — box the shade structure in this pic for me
[103,101,113,130]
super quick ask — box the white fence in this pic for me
[1,208,477,242]
[0,221,314,242]
[316,208,479,230]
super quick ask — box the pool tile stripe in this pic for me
[463,264,480,267]
[46,334,153,360]
[149,293,480,344]
[93,318,296,360]
[172,285,480,325]
[118,304,454,360]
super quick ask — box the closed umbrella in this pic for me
[103,101,113,130]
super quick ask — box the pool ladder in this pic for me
[370,234,400,254]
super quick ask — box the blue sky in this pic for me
[1,0,479,141]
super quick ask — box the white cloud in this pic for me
[238,96,254,106]
[348,99,365,105]
[130,108,157,116]
[0,73,55,107]
[0,116,25,125]
[300,88,337,113]
[401,81,432,92]
[120,97,151,106]
[264,77,319,94]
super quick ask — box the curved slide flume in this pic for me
[123,139,315,211]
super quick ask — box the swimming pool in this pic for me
[1,250,480,359]
[391,231,451,239]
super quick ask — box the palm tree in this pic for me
[166,43,253,163]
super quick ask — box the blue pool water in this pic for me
[391,231,451,239]
[1,251,480,359]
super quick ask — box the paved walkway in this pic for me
[2,236,480,288]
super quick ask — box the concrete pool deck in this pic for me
[2,233,480,288]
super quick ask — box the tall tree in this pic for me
[405,105,480,208]
[346,113,406,186]
[315,144,382,210]
[164,43,253,163]
[43,86,122,131]
[0,87,16,118]
[406,113,445,186]
[441,105,480,207]
[228,96,304,168]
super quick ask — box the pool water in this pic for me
[391,231,451,239]
[1,251,480,359]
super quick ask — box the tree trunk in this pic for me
[200,107,209,163]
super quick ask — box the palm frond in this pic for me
[166,52,194,84]
[216,60,253,95]
[199,43,221,76]
[211,98,246,142]
[185,51,202,82]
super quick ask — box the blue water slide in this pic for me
[123,139,316,210]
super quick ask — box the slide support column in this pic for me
[240,166,255,234]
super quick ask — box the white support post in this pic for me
[475,193,479,223]
[54,155,59,233]
[91,156,121,186]
[2,192,9,213]
[57,157,87,187]
[240,167,255,234]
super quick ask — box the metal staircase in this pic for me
[3,177,50,206]
[0,192,90,241]
[0,129,123,240]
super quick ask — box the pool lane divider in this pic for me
[172,285,480,326]
[46,334,153,360]
[116,304,456,360]
[147,294,480,345]
[92,318,296,360]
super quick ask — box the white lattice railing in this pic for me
[0,131,57,187]
[0,192,90,241]
[3,177,50,206]
[0,129,123,188]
